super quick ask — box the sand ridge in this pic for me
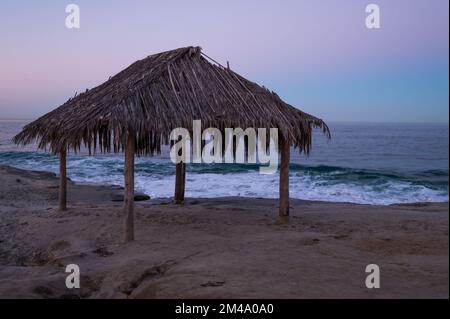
[0,165,448,298]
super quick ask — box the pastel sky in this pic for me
[0,0,448,122]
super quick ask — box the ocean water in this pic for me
[0,120,448,205]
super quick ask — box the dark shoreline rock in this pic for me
[111,192,151,202]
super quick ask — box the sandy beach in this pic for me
[0,164,448,299]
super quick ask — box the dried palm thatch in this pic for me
[13,46,330,154]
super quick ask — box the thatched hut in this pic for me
[14,46,330,241]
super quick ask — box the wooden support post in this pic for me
[123,132,135,242]
[279,136,290,217]
[174,162,186,204]
[181,163,186,201]
[58,149,67,211]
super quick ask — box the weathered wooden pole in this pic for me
[279,136,290,217]
[174,162,186,203]
[58,148,67,211]
[181,163,186,201]
[123,132,135,242]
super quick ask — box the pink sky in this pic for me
[0,0,448,122]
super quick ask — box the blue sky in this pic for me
[0,0,448,122]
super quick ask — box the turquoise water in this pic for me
[0,121,448,204]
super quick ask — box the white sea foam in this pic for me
[130,171,447,205]
[0,152,447,206]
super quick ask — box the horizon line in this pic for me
[0,118,448,125]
